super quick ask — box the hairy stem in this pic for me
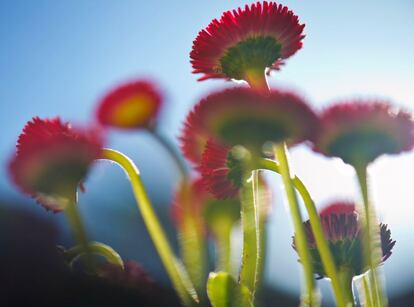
[273,144,317,306]
[355,166,386,307]
[259,158,347,307]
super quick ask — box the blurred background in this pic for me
[0,0,413,305]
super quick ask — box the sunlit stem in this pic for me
[245,68,269,92]
[259,158,347,306]
[355,165,386,307]
[273,143,317,306]
[362,274,374,307]
[338,266,355,307]
[65,197,93,270]
[253,169,266,291]
[239,169,261,302]
[150,129,188,179]
[101,148,198,306]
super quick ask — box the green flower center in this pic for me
[226,151,244,188]
[217,116,289,151]
[327,129,399,166]
[32,159,89,196]
[219,36,282,80]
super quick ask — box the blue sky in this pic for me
[1,0,413,302]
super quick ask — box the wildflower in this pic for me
[184,87,317,154]
[9,117,103,212]
[294,202,395,278]
[314,101,414,166]
[200,139,242,199]
[96,79,162,129]
[191,1,304,82]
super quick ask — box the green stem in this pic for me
[273,143,317,306]
[179,214,207,298]
[64,199,93,269]
[259,158,347,307]
[101,148,197,306]
[216,227,232,274]
[355,166,386,307]
[338,267,355,306]
[245,69,269,92]
[150,129,188,179]
[65,241,124,268]
[239,170,260,302]
[362,274,374,307]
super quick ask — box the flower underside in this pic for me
[218,36,282,80]
[30,158,89,196]
[326,129,399,166]
[225,150,244,188]
[217,115,289,149]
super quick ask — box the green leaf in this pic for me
[207,272,252,307]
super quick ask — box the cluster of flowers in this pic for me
[8,2,412,307]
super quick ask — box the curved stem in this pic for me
[259,158,347,307]
[100,148,197,306]
[273,143,317,306]
[150,129,188,179]
[65,241,124,268]
[355,166,385,307]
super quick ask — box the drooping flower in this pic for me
[293,202,395,279]
[190,1,305,82]
[8,117,103,212]
[314,101,414,167]
[96,79,163,129]
[184,87,318,155]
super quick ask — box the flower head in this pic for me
[314,101,414,166]
[8,117,103,212]
[200,139,242,199]
[191,1,305,81]
[200,139,273,223]
[185,87,317,154]
[179,104,211,165]
[96,79,163,129]
[294,202,395,278]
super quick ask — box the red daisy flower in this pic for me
[200,139,242,199]
[96,79,163,129]
[294,202,396,278]
[179,103,212,165]
[190,1,305,82]
[200,138,274,223]
[183,87,318,155]
[8,117,103,212]
[314,101,414,166]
